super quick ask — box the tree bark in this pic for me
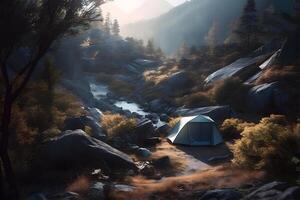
[0,88,19,199]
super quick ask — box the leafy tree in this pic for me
[234,0,260,50]
[112,19,120,36]
[0,0,104,198]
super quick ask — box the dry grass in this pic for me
[220,118,255,140]
[101,113,137,139]
[111,166,264,200]
[256,65,300,86]
[67,175,91,193]
[167,117,181,129]
[143,65,179,85]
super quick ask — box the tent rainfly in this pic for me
[167,115,223,146]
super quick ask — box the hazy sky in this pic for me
[111,0,187,13]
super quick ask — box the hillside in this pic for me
[102,0,173,25]
[122,0,294,54]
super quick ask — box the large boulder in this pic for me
[148,99,168,113]
[247,82,289,114]
[133,119,155,143]
[63,116,106,140]
[61,79,95,106]
[174,105,235,123]
[278,28,300,66]
[199,189,242,200]
[41,130,137,172]
[205,54,270,85]
[159,71,192,96]
[243,182,300,200]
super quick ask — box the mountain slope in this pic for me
[122,0,294,54]
[102,0,173,25]
[131,0,173,22]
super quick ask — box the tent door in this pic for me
[188,122,213,145]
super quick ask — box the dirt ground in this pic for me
[151,140,232,175]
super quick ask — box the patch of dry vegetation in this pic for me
[231,115,300,177]
[143,65,179,85]
[111,166,263,200]
[167,117,181,128]
[101,113,137,139]
[220,118,255,140]
[96,73,136,96]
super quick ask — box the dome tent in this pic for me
[167,115,223,146]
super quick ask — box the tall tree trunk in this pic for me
[0,89,19,199]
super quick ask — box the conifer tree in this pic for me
[235,0,260,50]
[104,13,112,35]
[112,19,120,36]
[205,21,219,55]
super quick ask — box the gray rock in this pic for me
[87,182,105,200]
[160,114,169,121]
[247,82,289,113]
[86,107,103,121]
[155,124,170,136]
[25,193,47,200]
[174,105,235,123]
[136,148,152,158]
[63,116,106,140]
[243,182,289,200]
[152,156,171,169]
[134,119,155,143]
[159,71,192,96]
[39,192,80,200]
[278,186,300,200]
[41,130,137,172]
[199,189,242,200]
[149,99,166,113]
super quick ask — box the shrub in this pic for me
[176,91,213,108]
[231,115,300,177]
[211,78,251,112]
[101,114,137,139]
[168,117,181,128]
[220,118,254,140]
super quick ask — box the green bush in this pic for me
[231,115,300,177]
[220,118,254,140]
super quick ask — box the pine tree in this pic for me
[104,13,111,35]
[146,39,155,55]
[235,0,260,50]
[205,21,219,55]
[112,19,120,36]
[177,42,189,58]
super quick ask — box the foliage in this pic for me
[211,78,251,112]
[220,118,255,140]
[175,91,212,108]
[101,114,137,139]
[168,117,181,128]
[233,0,261,49]
[231,115,300,177]
[205,21,220,55]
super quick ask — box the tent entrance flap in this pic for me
[188,122,213,144]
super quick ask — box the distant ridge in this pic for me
[122,0,294,54]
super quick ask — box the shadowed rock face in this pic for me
[41,130,137,172]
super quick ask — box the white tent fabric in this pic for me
[167,115,223,146]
